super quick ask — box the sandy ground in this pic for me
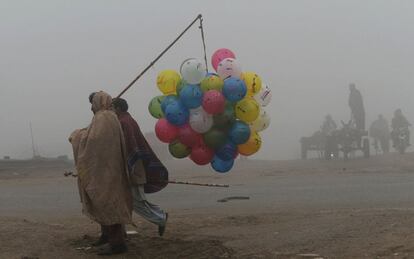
[2,154,414,258]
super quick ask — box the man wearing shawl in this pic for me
[69,91,132,255]
[112,98,169,236]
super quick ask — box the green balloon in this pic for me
[169,140,191,159]
[203,128,227,149]
[200,74,224,92]
[213,102,235,131]
[148,95,165,119]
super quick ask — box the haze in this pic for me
[1,0,414,160]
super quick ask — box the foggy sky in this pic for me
[1,0,414,160]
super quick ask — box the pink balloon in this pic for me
[155,118,179,143]
[178,124,202,147]
[190,145,214,165]
[217,58,242,79]
[202,90,225,115]
[211,48,236,71]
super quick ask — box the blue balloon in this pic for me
[223,77,247,102]
[229,121,251,144]
[161,95,179,113]
[165,101,189,126]
[211,155,234,173]
[179,84,203,109]
[216,141,237,161]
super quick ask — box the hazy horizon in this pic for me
[1,0,414,160]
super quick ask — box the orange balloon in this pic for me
[238,131,262,156]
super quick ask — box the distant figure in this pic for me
[348,83,365,130]
[69,91,132,255]
[112,98,169,237]
[321,114,337,136]
[369,114,390,153]
[391,109,411,147]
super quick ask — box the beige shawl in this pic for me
[69,91,132,225]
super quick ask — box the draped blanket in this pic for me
[118,112,169,194]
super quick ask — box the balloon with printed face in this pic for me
[200,74,224,92]
[203,128,227,149]
[190,144,214,165]
[211,155,234,173]
[148,95,165,119]
[169,139,191,159]
[250,109,271,132]
[161,95,179,113]
[189,107,213,133]
[211,48,236,71]
[179,84,203,109]
[217,58,242,80]
[178,124,202,147]
[180,58,206,84]
[156,70,180,95]
[254,83,272,107]
[241,72,262,96]
[238,131,262,156]
[222,77,247,102]
[229,121,251,145]
[235,98,260,122]
[213,102,236,131]
[202,90,226,115]
[155,118,179,143]
[216,141,238,161]
[165,101,189,126]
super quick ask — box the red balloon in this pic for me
[211,48,236,71]
[202,90,225,115]
[178,124,202,147]
[155,118,179,143]
[190,145,214,165]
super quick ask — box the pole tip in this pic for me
[197,14,202,19]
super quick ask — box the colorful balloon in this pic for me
[213,102,236,131]
[229,121,251,144]
[211,156,234,173]
[222,77,247,102]
[241,72,262,96]
[179,84,203,109]
[216,141,238,161]
[202,90,225,115]
[148,95,165,119]
[189,107,213,133]
[235,98,260,123]
[176,79,187,96]
[200,74,224,92]
[217,58,242,79]
[190,144,214,165]
[178,124,202,147]
[250,109,271,132]
[203,128,227,149]
[155,118,179,143]
[165,101,189,126]
[254,83,272,107]
[169,139,191,159]
[211,48,236,71]
[238,131,262,156]
[156,70,180,95]
[180,58,206,84]
[161,95,179,113]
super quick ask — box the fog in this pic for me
[1,0,414,160]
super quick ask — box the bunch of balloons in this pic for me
[148,48,272,173]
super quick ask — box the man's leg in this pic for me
[92,225,109,246]
[97,224,127,255]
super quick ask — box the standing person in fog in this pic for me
[348,83,365,131]
[369,114,390,153]
[112,98,169,237]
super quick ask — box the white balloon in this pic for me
[189,107,213,133]
[217,58,242,80]
[249,109,271,132]
[180,58,206,84]
[255,83,272,106]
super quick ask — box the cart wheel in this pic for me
[363,138,370,158]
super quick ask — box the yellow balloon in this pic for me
[156,70,180,95]
[200,74,224,92]
[238,131,262,156]
[241,72,262,96]
[235,98,260,122]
